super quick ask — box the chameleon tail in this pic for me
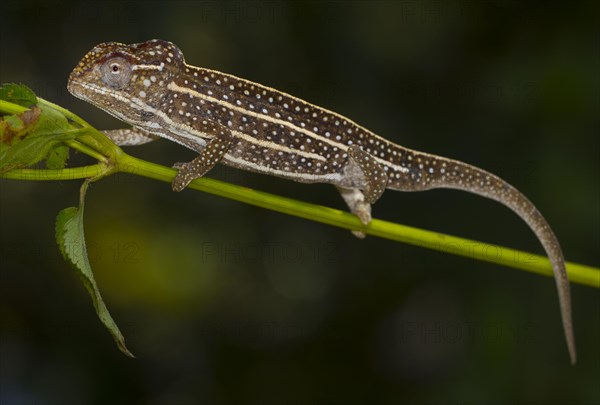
[387,150,576,364]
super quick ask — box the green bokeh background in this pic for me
[1,1,598,403]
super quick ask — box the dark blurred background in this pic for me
[1,1,599,404]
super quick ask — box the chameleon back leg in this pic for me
[337,145,388,238]
[336,186,372,239]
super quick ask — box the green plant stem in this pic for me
[120,153,600,289]
[66,139,109,163]
[1,164,104,181]
[0,100,27,115]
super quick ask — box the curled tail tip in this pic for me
[556,262,576,365]
[567,338,577,364]
[567,331,577,365]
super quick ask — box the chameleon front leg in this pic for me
[103,125,233,192]
[102,128,159,146]
[338,145,388,238]
[171,127,233,192]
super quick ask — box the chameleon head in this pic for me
[67,39,184,124]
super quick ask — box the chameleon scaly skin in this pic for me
[67,39,575,363]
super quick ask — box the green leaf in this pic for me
[0,104,79,174]
[45,145,70,169]
[55,180,134,357]
[0,83,37,107]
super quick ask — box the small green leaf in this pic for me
[55,180,134,357]
[0,104,79,174]
[0,131,73,174]
[0,83,38,107]
[45,145,70,169]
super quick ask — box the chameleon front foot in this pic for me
[171,129,233,192]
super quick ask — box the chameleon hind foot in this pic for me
[336,186,372,239]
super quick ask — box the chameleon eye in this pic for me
[101,56,132,90]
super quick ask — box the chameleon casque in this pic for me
[67,39,575,363]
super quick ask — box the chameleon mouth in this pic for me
[66,79,158,130]
[67,79,127,108]
[66,78,84,99]
[68,80,131,106]
[66,75,96,102]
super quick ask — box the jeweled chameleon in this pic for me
[67,39,575,363]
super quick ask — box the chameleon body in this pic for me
[68,39,575,363]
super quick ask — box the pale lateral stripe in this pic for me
[223,155,342,183]
[228,129,326,162]
[168,81,409,174]
[75,81,326,162]
[168,81,349,150]
[132,62,164,71]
